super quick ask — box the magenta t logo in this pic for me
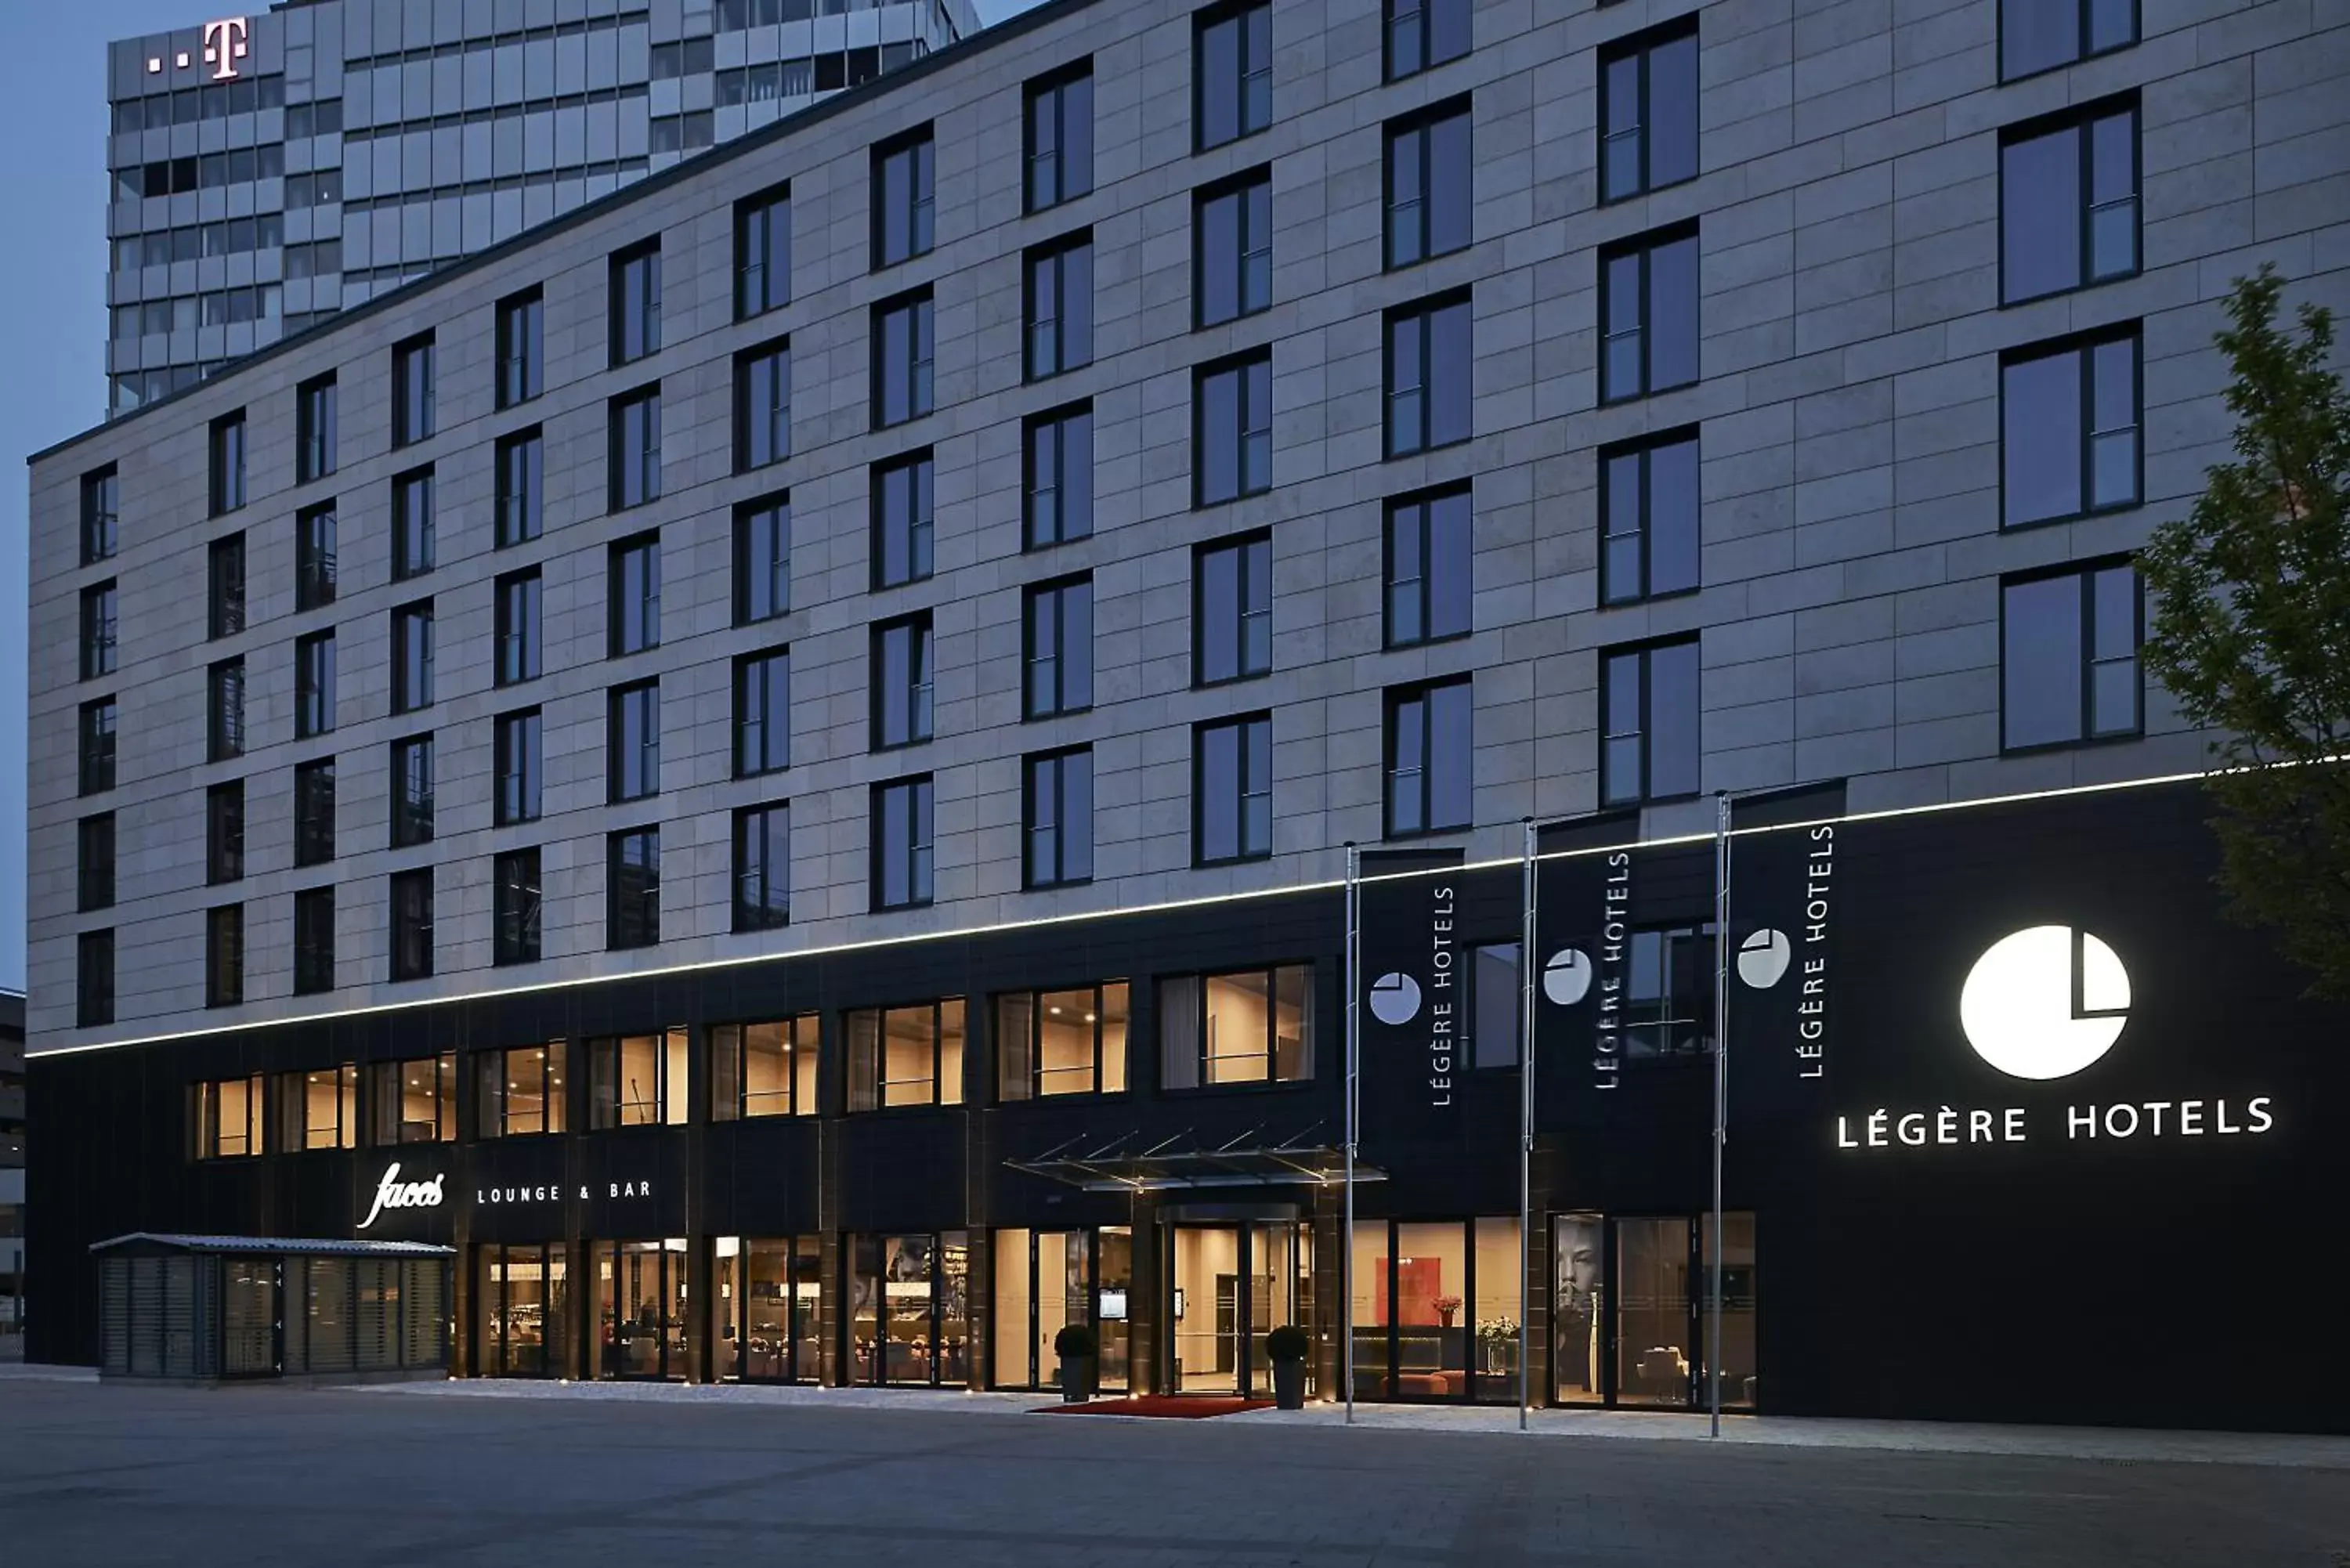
[201,17,250,81]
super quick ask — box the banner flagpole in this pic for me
[1518,818,1537,1433]
[1343,842,1360,1427]
[1709,793,1731,1439]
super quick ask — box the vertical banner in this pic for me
[1725,816,1841,1118]
[1531,839,1637,1120]
[1356,847,1470,1150]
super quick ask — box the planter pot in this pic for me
[1059,1355,1092,1404]
[1271,1357,1306,1410]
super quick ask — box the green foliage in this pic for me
[1054,1322,1098,1359]
[2140,266,2350,994]
[1263,1324,1311,1362]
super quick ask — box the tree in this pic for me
[2140,266,2350,995]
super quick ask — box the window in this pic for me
[295,630,335,738]
[1386,487,1472,647]
[609,681,661,802]
[82,580,120,677]
[297,502,337,609]
[873,775,935,910]
[1470,941,1522,1068]
[611,240,663,364]
[193,1073,262,1157]
[2003,100,2138,306]
[494,847,543,965]
[845,999,964,1110]
[1195,711,1273,863]
[1025,405,1093,548]
[592,1027,685,1124]
[1195,169,1273,327]
[1386,678,1473,836]
[1195,0,1272,151]
[392,468,435,580]
[496,428,543,547]
[2004,329,2140,527]
[736,496,791,623]
[872,450,935,587]
[737,185,792,318]
[209,410,246,515]
[1026,233,1094,380]
[496,287,544,407]
[1601,638,1701,806]
[389,869,434,981]
[1386,294,1473,457]
[78,814,115,912]
[710,1017,819,1118]
[392,334,435,446]
[732,802,792,932]
[1025,746,1093,888]
[872,291,935,428]
[274,1064,357,1151]
[1627,924,1717,1057]
[495,709,543,826]
[81,467,118,565]
[1026,66,1094,212]
[78,930,115,1027]
[1386,0,1469,79]
[873,128,935,269]
[998,981,1127,1100]
[1599,431,1701,605]
[1195,352,1273,505]
[1386,104,1471,269]
[495,570,541,686]
[736,339,792,470]
[872,616,933,750]
[1159,965,1310,1086]
[80,696,118,794]
[1024,576,1094,718]
[1195,532,1272,685]
[2004,562,2142,750]
[479,1043,569,1136]
[371,1053,457,1144]
[1601,226,1699,403]
[392,601,433,713]
[391,734,435,848]
[2002,0,2136,81]
[1600,20,1698,204]
[721,647,790,776]
[609,533,661,656]
[208,657,246,761]
[294,759,335,866]
[205,904,244,1007]
[207,782,244,884]
[609,387,663,509]
[293,886,335,995]
[297,372,338,482]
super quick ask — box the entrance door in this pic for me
[1550,1212,1759,1411]
[1614,1219,1694,1406]
[1169,1225,1244,1394]
[598,1239,686,1379]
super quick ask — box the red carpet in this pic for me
[1037,1395,1273,1418]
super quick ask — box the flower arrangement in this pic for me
[1477,1317,1520,1347]
[1431,1295,1463,1325]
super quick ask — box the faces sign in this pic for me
[359,1162,444,1230]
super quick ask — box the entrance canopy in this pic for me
[1007,1125,1384,1192]
[91,1233,455,1259]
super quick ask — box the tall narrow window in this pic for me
[1195,0,1272,151]
[1600,431,1701,605]
[1026,65,1094,213]
[608,827,662,950]
[80,696,118,795]
[391,734,436,848]
[206,782,245,884]
[610,386,663,509]
[1025,746,1093,888]
[293,887,336,995]
[206,537,246,640]
[609,680,661,803]
[872,616,934,750]
[82,581,120,676]
[996,981,1128,1100]
[297,372,338,481]
[873,128,935,269]
[737,184,792,319]
[392,334,435,446]
[496,286,544,407]
[1601,638,1701,806]
[1024,576,1094,719]
[1386,294,1473,457]
[294,758,335,866]
[1600,20,1699,204]
[496,569,542,686]
[297,501,337,609]
[1386,103,1471,269]
[1195,169,1273,327]
[1195,352,1273,505]
[392,467,435,580]
[872,450,935,588]
[2003,328,2140,528]
[208,657,246,761]
[1195,711,1273,864]
[389,869,434,981]
[2001,0,2137,81]
[611,240,663,364]
[1026,232,1094,381]
[1386,487,1473,647]
[1386,678,1473,836]
[295,630,335,738]
[2002,99,2138,305]
[873,775,935,910]
[1195,532,1272,685]
[733,802,791,932]
[496,708,544,826]
[78,930,115,1027]
[392,601,434,713]
[1601,226,1700,403]
[2003,562,2142,750]
[494,847,543,966]
[81,467,119,565]
[609,533,661,656]
[205,904,244,1007]
[736,339,792,471]
[1025,405,1093,548]
[78,813,116,912]
[210,410,247,515]
[872,290,935,428]
[736,649,792,776]
[496,428,544,547]
[1386,0,1469,80]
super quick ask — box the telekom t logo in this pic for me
[202,17,250,80]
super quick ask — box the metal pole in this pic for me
[1343,843,1360,1427]
[1709,793,1730,1439]
[1518,818,1537,1433]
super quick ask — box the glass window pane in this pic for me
[1647,438,1701,595]
[1649,641,1701,798]
[1429,114,1471,254]
[2003,0,2078,78]
[1649,34,1698,188]
[1649,236,1698,392]
[2003,129,2081,302]
[2004,350,2084,526]
[1430,682,1472,828]
[2004,575,2084,748]
[1427,493,1472,639]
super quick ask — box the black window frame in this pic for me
[389,868,434,982]
[1194,0,1273,152]
[1384,485,1473,649]
[391,334,436,447]
[1158,963,1312,1087]
[609,385,663,510]
[1599,428,1702,605]
[995,979,1129,1100]
[1385,677,1474,838]
[204,903,244,1008]
[208,410,247,518]
[496,285,544,408]
[207,536,244,641]
[1024,403,1094,549]
[1023,575,1094,721]
[871,448,936,589]
[872,773,936,911]
[735,647,794,777]
[294,758,336,866]
[607,827,662,951]
[391,466,435,581]
[709,1017,821,1122]
[610,239,663,366]
[732,801,793,933]
[495,707,544,827]
[2001,325,2142,530]
[2000,0,2138,83]
[2000,558,2144,753]
[495,569,542,688]
[1023,745,1094,890]
[297,371,338,482]
[79,811,117,912]
[609,531,662,659]
[79,695,118,795]
[1025,230,1095,381]
[82,580,121,677]
[496,427,544,547]
[1599,222,1701,405]
[391,600,435,714]
[208,656,246,762]
[1385,102,1472,269]
[1194,167,1274,328]
[1384,291,1474,458]
[78,930,115,1027]
[1192,710,1274,865]
[296,500,338,609]
[872,127,937,270]
[1025,63,1094,214]
[1193,350,1274,508]
[494,846,544,966]
[736,182,793,320]
[844,999,966,1113]
[1598,18,1700,205]
[1600,636,1703,807]
[871,288,936,429]
[1999,96,2140,307]
[1194,530,1274,687]
[870,615,934,751]
[735,493,792,624]
[292,886,336,995]
[1385,0,1470,81]
[295,629,336,739]
[390,732,436,850]
[735,337,793,471]
[81,467,119,565]
[608,679,662,804]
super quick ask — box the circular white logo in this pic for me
[1736,928,1791,989]
[1368,971,1423,1026]
[1959,925,2130,1081]
[1542,948,1593,1006]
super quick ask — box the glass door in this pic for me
[1169,1225,1243,1394]
[1248,1222,1313,1398]
[1552,1214,1605,1404]
[1614,1218,1695,1406]
[598,1239,685,1379]
[1098,1227,1132,1393]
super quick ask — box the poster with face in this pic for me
[1553,1214,1603,1397]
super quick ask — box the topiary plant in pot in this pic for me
[1264,1324,1311,1410]
[1054,1322,1098,1404]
